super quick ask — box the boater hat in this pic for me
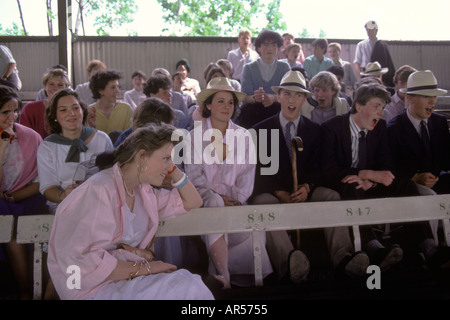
[271,71,312,97]
[399,70,447,96]
[360,61,388,77]
[197,77,246,107]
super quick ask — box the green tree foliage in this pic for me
[78,0,137,36]
[0,23,26,36]
[157,0,287,36]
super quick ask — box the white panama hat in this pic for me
[399,70,447,96]
[271,71,312,97]
[360,61,388,77]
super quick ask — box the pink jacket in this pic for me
[47,163,186,300]
[8,123,42,193]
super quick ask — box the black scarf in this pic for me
[44,127,94,162]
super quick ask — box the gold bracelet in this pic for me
[128,261,140,280]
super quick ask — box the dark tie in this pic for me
[285,121,294,157]
[420,120,433,169]
[358,131,367,169]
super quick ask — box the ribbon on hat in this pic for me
[406,84,438,92]
[364,68,382,74]
[280,82,307,89]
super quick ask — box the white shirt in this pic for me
[257,58,277,82]
[123,88,146,110]
[227,47,259,81]
[354,39,377,69]
[37,130,113,212]
[349,114,368,168]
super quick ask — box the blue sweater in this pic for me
[240,59,290,96]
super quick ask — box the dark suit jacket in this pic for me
[250,113,321,198]
[320,112,393,193]
[387,110,450,179]
[370,40,395,88]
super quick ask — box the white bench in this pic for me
[16,214,54,300]
[0,215,14,243]
[13,194,450,299]
[156,194,450,286]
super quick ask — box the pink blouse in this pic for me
[47,163,187,300]
[184,118,256,204]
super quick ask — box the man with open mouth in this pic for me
[386,70,450,272]
[320,82,437,273]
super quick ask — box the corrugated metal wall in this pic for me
[2,36,450,92]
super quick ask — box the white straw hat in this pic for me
[197,77,246,107]
[360,61,388,77]
[399,70,447,96]
[271,71,312,97]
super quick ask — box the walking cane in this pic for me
[291,136,303,250]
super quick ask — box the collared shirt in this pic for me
[354,39,377,69]
[257,58,277,82]
[311,104,337,125]
[383,92,405,123]
[227,47,259,81]
[349,114,368,168]
[303,55,334,79]
[406,108,428,136]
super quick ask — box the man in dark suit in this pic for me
[321,82,439,271]
[387,70,450,195]
[250,71,369,282]
[387,71,450,270]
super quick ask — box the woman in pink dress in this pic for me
[184,77,273,289]
[0,85,47,299]
[47,124,213,300]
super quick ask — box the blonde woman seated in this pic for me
[184,77,273,289]
[37,89,113,214]
[47,124,213,300]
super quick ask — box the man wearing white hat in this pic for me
[359,61,388,80]
[354,20,378,75]
[251,71,370,282]
[388,70,450,195]
[387,70,450,270]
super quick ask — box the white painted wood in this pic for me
[0,215,14,243]
[16,215,54,300]
[252,231,263,286]
[16,215,54,244]
[12,194,450,295]
[157,195,450,238]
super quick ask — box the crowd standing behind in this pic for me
[0,23,449,300]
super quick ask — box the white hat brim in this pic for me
[197,88,246,107]
[399,87,447,96]
[360,67,389,76]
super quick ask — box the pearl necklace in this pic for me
[119,166,135,198]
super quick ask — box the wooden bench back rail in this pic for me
[12,194,450,299]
